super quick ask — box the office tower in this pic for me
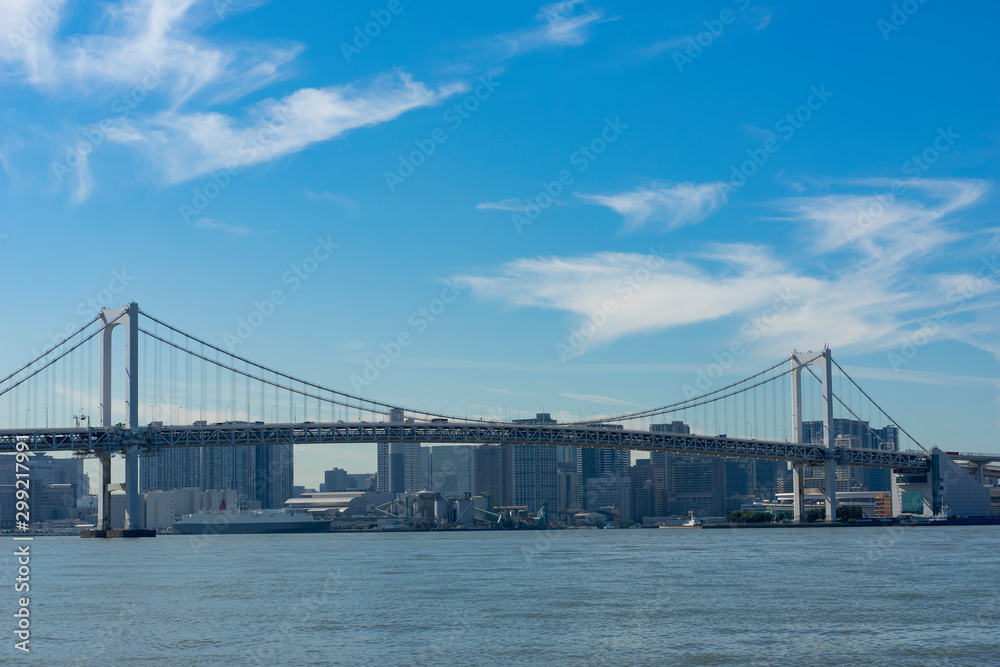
[426,446,474,497]
[322,467,349,492]
[628,459,667,519]
[511,413,559,514]
[668,456,727,516]
[255,444,293,509]
[49,456,91,504]
[512,444,558,514]
[802,418,899,492]
[376,442,422,493]
[140,447,202,493]
[473,444,513,506]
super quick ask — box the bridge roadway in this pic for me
[0,421,931,471]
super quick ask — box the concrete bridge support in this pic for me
[790,348,837,523]
[791,462,805,522]
[98,302,142,531]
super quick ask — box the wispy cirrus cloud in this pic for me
[106,72,464,183]
[0,0,298,105]
[476,198,530,212]
[189,217,251,234]
[578,181,727,231]
[461,179,997,358]
[494,0,607,57]
[560,392,640,406]
[777,178,989,261]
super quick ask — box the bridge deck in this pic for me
[0,421,930,471]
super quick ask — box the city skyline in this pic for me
[1,1,999,489]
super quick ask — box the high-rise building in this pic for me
[473,444,513,506]
[511,413,559,514]
[49,456,90,504]
[584,475,632,517]
[346,473,375,491]
[377,409,422,494]
[668,456,726,516]
[423,446,475,497]
[140,447,201,494]
[628,459,667,519]
[556,460,578,518]
[142,443,291,510]
[322,468,349,492]
[376,442,422,493]
[254,444,293,509]
[512,444,558,514]
[802,419,899,492]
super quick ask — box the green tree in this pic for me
[805,508,825,522]
[838,505,864,522]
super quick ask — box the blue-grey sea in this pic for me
[3,526,998,665]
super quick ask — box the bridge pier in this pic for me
[790,348,837,523]
[791,463,804,523]
[824,459,837,523]
[97,302,143,530]
[125,446,140,529]
[97,454,112,530]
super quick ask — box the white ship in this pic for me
[172,509,329,535]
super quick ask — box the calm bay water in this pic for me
[4,526,999,665]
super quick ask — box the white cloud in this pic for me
[460,179,997,358]
[780,178,989,262]
[480,386,514,395]
[476,198,527,212]
[578,181,727,231]
[495,1,606,57]
[635,38,690,59]
[560,392,639,406]
[189,217,251,234]
[304,190,360,211]
[0,0,297,104]
[106,72,464,183]
[72,150,93,203]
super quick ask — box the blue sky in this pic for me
[1,1,999,487]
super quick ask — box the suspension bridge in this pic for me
[0,302,986,532]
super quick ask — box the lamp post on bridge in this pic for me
[225,405,230,422]
[24,409,29,429]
